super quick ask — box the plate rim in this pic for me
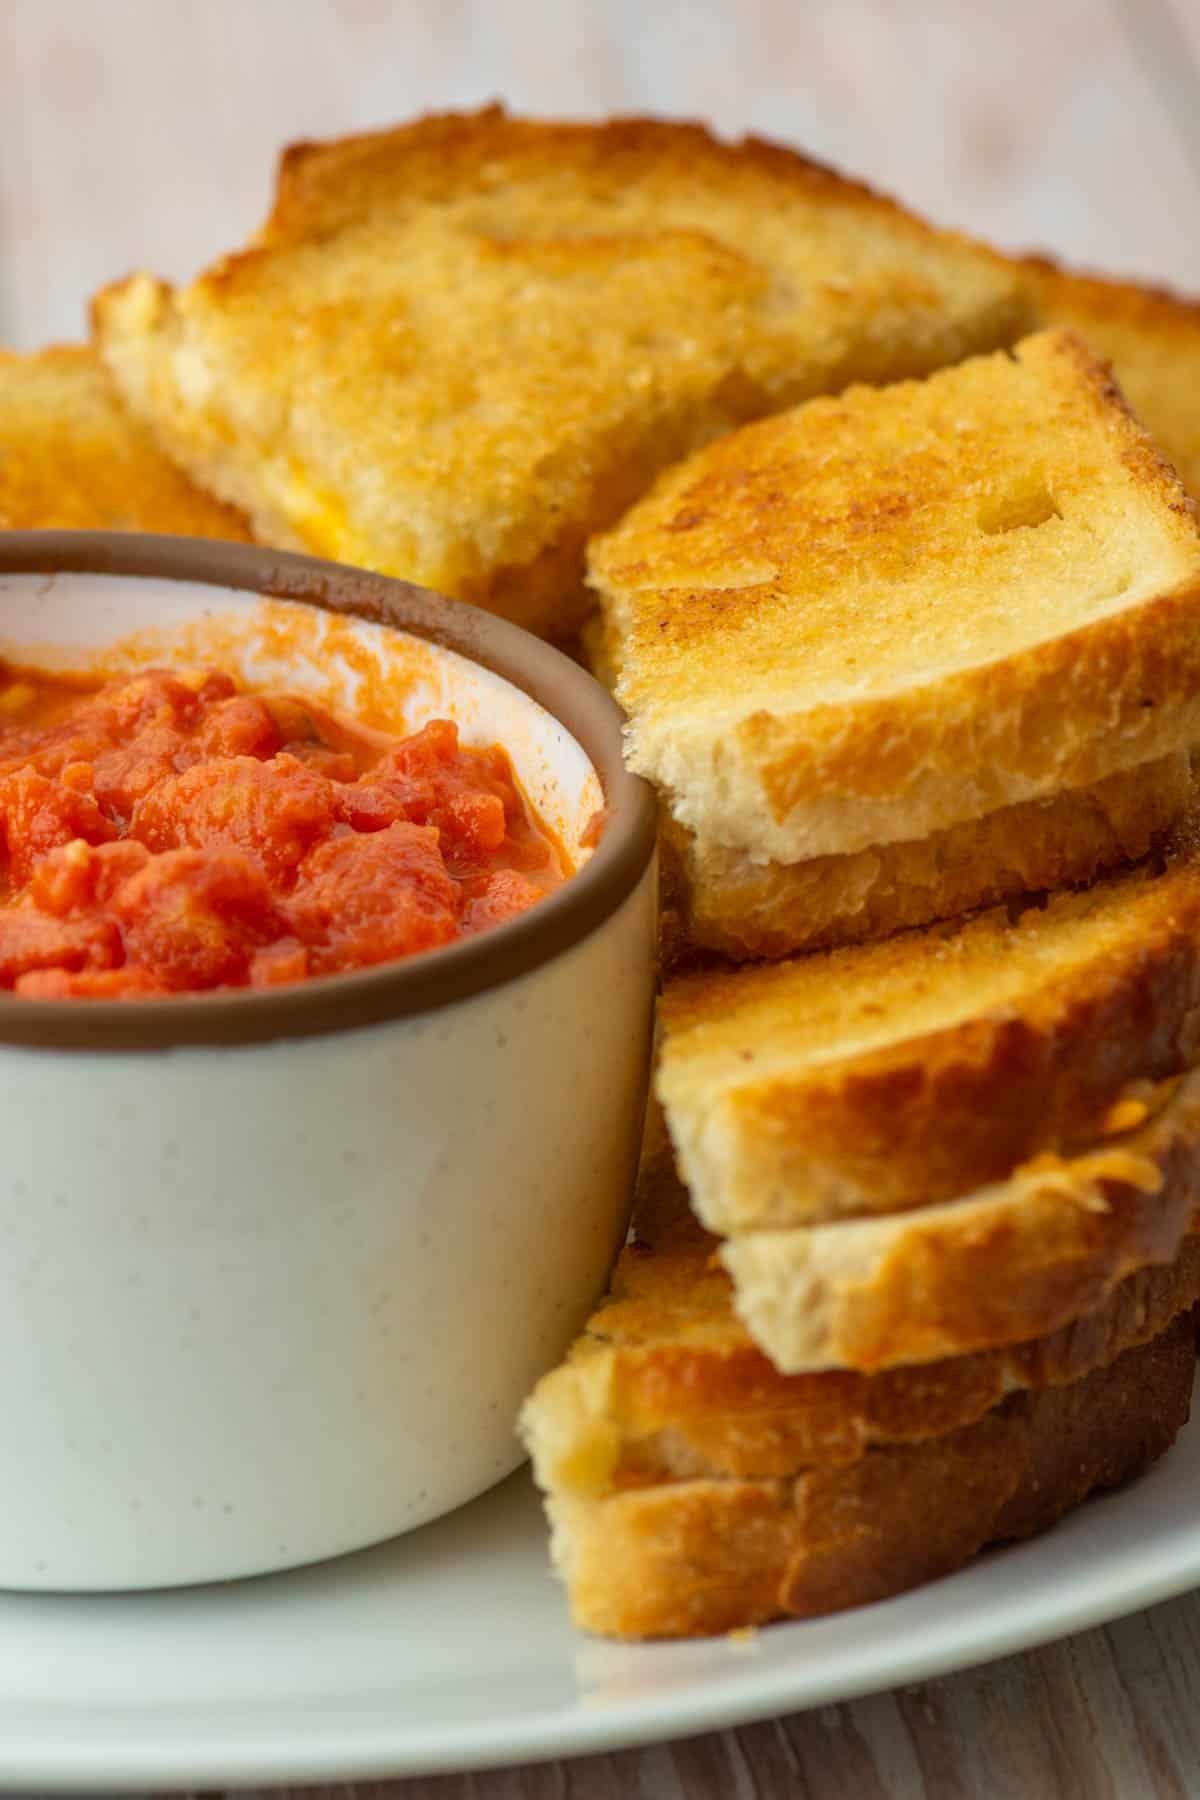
[1,1440,1199,1793]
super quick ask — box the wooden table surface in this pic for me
[3,2,1200,1792]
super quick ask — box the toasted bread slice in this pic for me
[659,835,1200,1229]
[537,1312,1193,1636]
[1025,256,1200,498]
[523,1148,1199,1636]
[0,345,252,539]
[522,1148,1200,1491]
[92,106,1029,638]
[725,1072,1200,1373]
[591,330,1200,862]
[661,751,1192,962]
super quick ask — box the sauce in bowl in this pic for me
[0,663,567,997]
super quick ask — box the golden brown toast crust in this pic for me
[521,1150,1200,1488]
[1024,253,1200,498]
[0,345,252,539]
[659,833,1200,1228]
[93,106,1029,639]
[261,106,1021,266]
[551,1313,1193,1637]
[593,330,1200,863]
[726,1073,1200,1373]
[265,107,968,237]
[660,752,1192,962]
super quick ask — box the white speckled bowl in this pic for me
[0,533,658,1591]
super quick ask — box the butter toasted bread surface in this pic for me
[0,345,252,538]
[659,830,1200,1229]
[591,329,1200,861]
[93,106,1029,637]
[1026,255,1200,498]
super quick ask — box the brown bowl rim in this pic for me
[0,532,657,1050]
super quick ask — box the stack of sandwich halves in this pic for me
[524,321,1200,1637]
[6,103,1199,1639]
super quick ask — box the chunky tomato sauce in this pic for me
[0,664,567,997]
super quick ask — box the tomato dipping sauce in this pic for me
[0,664,568,998]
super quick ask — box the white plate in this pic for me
[5,1411,1200,1791]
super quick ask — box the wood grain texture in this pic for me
[2,0,1200,347]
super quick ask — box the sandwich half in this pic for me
[522,1150,1199,1636]
[0,345,252,539]
[658,835,1200,1231]
[590,329,1200,955]
[92,106,1029,637]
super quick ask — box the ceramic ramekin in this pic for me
[0,532,658,1590]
